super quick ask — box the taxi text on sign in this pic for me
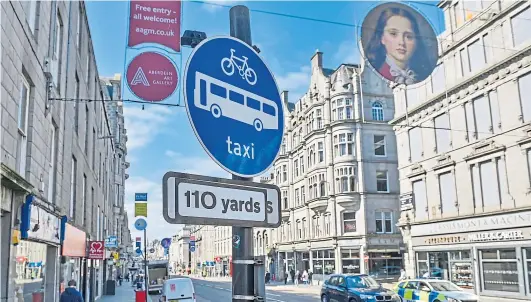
[184,36,284,177]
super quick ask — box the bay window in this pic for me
[334,133,354,157]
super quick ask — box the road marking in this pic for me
[266,293,281,297]
[215,286,224,290]
[266,298,287,302]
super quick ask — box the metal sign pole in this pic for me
[144,228,148,302]
[229,6,258,301]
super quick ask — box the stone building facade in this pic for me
[0,2,130,301]
[391,0,531,300]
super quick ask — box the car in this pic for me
[160,277,196,302]
[394,279,479,302]
[320,274,401,302]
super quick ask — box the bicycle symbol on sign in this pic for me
[221,49,258,85]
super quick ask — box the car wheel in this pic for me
[321,294,329,302]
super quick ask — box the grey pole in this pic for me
[144,228,148,301]
[229,6,264,301]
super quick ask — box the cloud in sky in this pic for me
[124,176,183,241]
[124,106,174,151]
[165,150,229,178]
[334,39,360,65]
[276,65,311,102]
[201,0,240,13]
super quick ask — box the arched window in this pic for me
[264,232,268,247]
[296,219,302,239]
[372,102,384,121]
[302,218,307,239]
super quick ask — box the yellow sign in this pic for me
[113,252,119,261]
[135,203,147,217]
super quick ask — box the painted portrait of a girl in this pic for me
[362,3,438,85]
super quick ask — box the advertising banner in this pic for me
[123,0,182,104]
[359,2,438,86]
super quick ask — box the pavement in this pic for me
[97,282,154,302]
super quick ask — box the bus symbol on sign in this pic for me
[194,72,278,132]
[184,36,284,177]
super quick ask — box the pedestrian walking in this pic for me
[60,280,84,302]
[294,270,300,286]
[308,270,313,285]
[399,269,407,281]
[302,270,308,285]
[284,272,288,285]
[289,269,295,284]
[265,271,271,284]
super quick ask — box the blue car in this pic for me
[320,274,401,302]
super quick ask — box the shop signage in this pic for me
[413,227,531,246]
[368,237,401,246]
[411,210,531,237]
[88,241,105,260]
[468,230,524,242]
[399,192,414,211]
[26,204,61,245]
[62,224,87,257]
[105,235,118,248]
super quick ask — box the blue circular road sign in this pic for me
[134,218,147,231]
[184,36,284,177]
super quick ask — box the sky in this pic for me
[85,0,444,243]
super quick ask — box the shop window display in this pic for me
[480,248,519,293]
[525,249,531,294]
[14,241,47,300]
[368,252,402,281]
[416,250,474,288]
[312,250,335,281]
[341,249,360,274]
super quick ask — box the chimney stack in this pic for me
[311,49,323,70]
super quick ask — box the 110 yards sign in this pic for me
[163,172,280,227]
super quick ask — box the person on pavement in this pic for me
[302,270,308,285]
[60,280,84,302]
[284,272,288,285]
[294,270,300,286]
[289,269,295,284]
[399,268,407,281]
[308,270,313,285]
[265,271,271,284]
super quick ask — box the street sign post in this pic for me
[162,172,281,228]
[135,193,148,202]
[183,35,284,178]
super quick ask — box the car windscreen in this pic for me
[346,276,380,289]
[429,281,462,292]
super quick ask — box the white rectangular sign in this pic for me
[163,172,281,228]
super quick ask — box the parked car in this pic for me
[320,274,400,302]
[160,277,196,302]
[394,279,479,302]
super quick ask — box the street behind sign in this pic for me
[162,172,281,228]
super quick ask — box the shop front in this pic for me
[16,195,63,302]
[366,236,403,281]
[409,210,531,299]
[61,223,87,296]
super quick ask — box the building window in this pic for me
[511,6,531,47]
[342,212,356,233]
[282,190,288,209]
[431,63,446,95]
[480,249,519,293]
[282,165,287,182]
[518,72,531,123]
[48,122,58,202]
[17,75,31,175]
[408,127,423,162]
[300,156,304,173]
[320,182,326,197]
[372,102,384,121]
[316,109,323,129]
[308,145,315,167]
[74,73,80,134]
[318,142,324,162]
[331,98,353,120]
[324,213,331,235]
[294,159,299,177]
[471,159,505,209]
[82,174,87,224]
[342,250,361,274]
[413,179,427,220]
[281,141,286,155]
[296,220,302,239]
[434,113,451,153]
[295,188,300,206]
[438,172,456,214]
[76,3,83,50]
[374,135,386,156]
[336,167,356,192]
[468,38,486,73]
[301,218,307,239]
[376,171,388,192]
[375,211,392,233]
[313,215,321,238]
[70,156,78,219]
[334,133,354,157]
[24,1,38,32]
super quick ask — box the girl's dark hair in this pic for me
[364,6,433,81]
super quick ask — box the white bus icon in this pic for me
[194,72,279,132]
